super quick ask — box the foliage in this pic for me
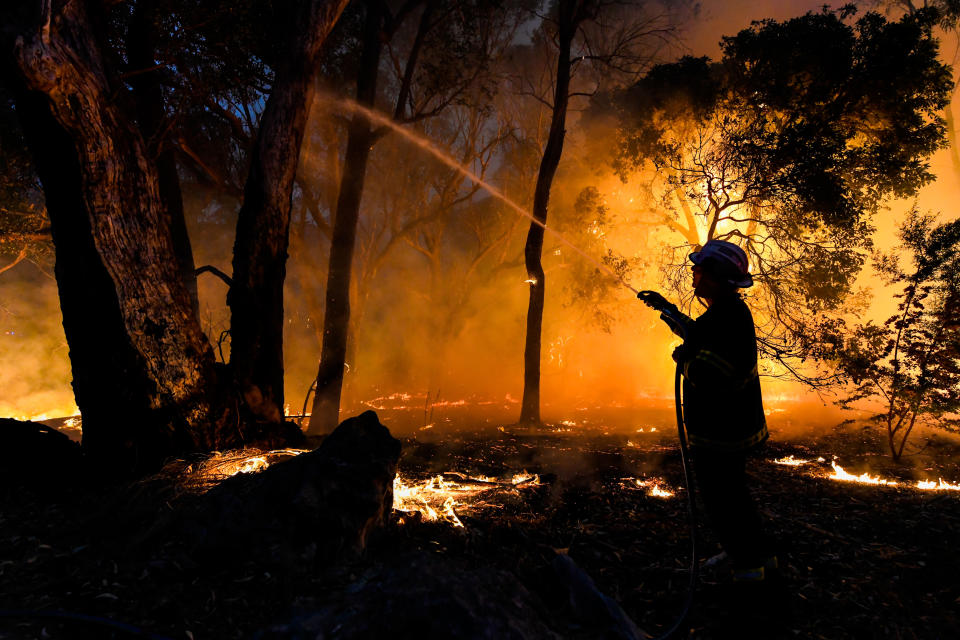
[834,209,960,459]
[596,7,953,379]
[0,89,51,275]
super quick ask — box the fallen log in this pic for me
[0,418,82,486]
[147,410,400,569]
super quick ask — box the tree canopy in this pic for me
[596,7,953,377]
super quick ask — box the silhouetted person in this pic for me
[639,239,778,593]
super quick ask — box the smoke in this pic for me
[0,262,76,420]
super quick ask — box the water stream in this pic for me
[320,95,639,296]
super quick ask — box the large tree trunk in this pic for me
[128,0,199,314]
[12,87,161,475]
[8,1,233,471]
[309,2,384,435]
[518,2,577,426]
[230,0,350,425]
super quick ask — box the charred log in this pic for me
[153,410,399,568]
[0,418,81,486]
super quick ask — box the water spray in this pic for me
[320,95,639,296]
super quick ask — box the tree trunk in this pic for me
[519,3,577,426]
[128,0,199,313]
[309,2,384,434]
[230,0,350,425]
[9,2,233,472]
[12,87,160,475]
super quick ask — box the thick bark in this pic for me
[309,2,385,434]
[128,0,199,313]
[230,0,350,425]
[10,1,233,470]
[519,3,578,426]
[12,88,162,473]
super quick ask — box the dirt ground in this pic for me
[1,415,958,639]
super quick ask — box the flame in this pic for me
[917,478,960,491]
[393,471,541,528]
[195,448,306,482]
[829,461,898,486]
[524,278,538,285]
[623,477,675,498]
[772,454,959,494]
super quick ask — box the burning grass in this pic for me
[393,472,541,528]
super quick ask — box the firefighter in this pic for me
[639,239,777,586]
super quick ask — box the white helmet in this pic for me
[689,240,753,288]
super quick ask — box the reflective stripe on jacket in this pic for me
[678,293,767,451]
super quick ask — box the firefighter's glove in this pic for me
[672,343,692,364]
[637,290,675,314]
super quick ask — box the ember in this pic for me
[622,477,675,498]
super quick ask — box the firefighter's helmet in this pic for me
[689,240,753,288]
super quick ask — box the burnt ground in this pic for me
[1,417,959,640]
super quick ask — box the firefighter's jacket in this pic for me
[674,293,768,451]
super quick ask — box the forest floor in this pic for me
[1,411,959,639]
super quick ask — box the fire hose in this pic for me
[638,291,699,640]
